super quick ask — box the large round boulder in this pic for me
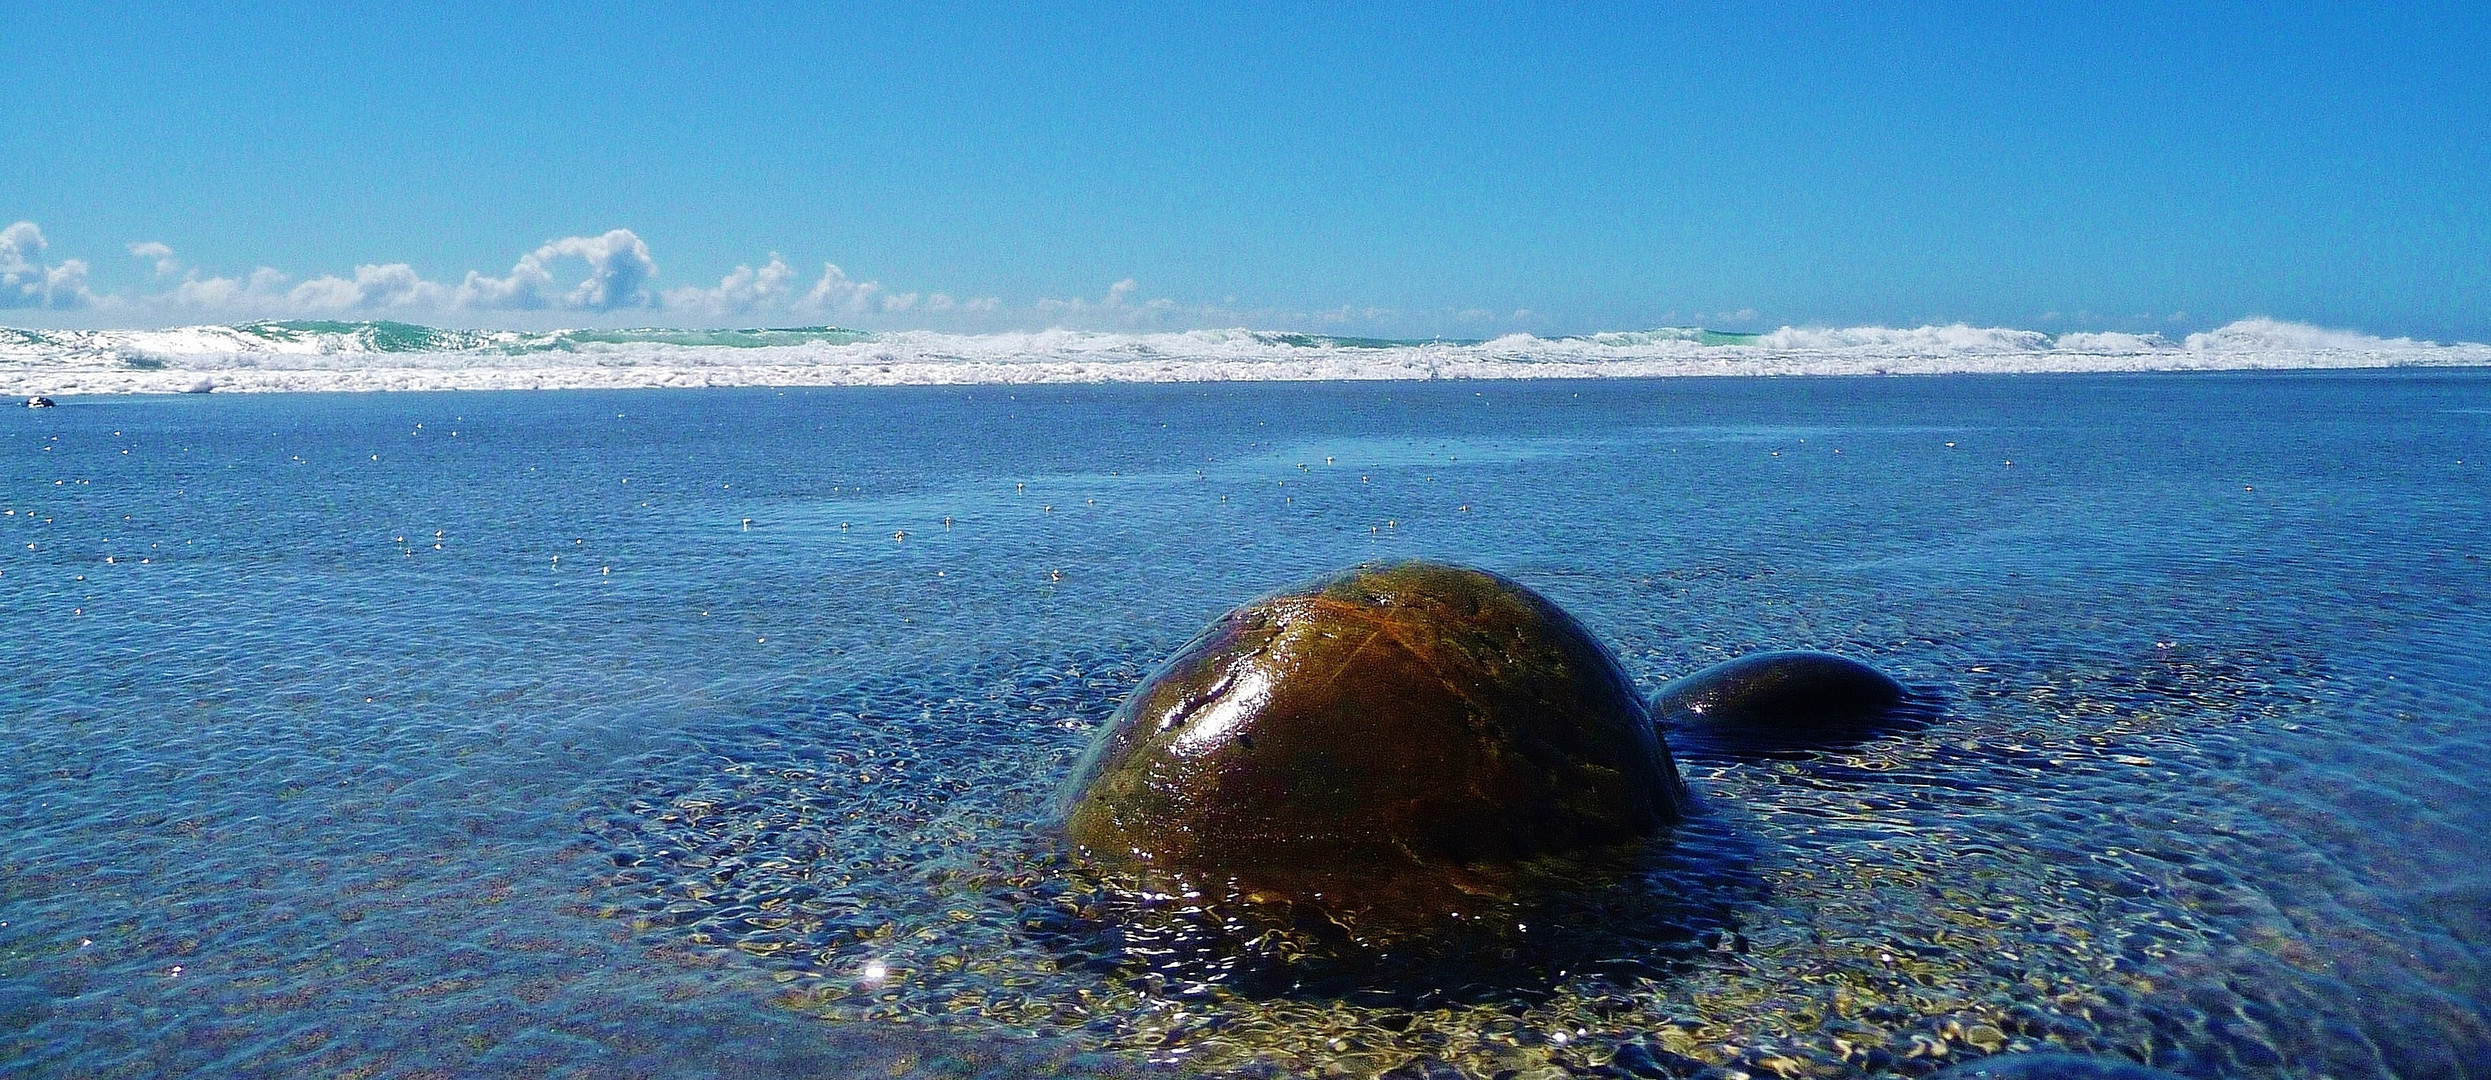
[1062,561,1685,903]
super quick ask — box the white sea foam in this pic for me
[1,318,2482,396]
[1748,324,2055,353]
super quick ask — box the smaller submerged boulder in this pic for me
[1062,561,1685,908]
[1927,1053,2188,1080]
[1650,650,1910,755]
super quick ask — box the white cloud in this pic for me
[287,263,454,313]
[171,267,291,311]
[0,221,1330,331]
[788,263,987,320]
[661,256,799,317]
[128,241,180,276]
[44,263,89,308]
[1033,279,1184,326]
[2,222,93,310]
[797,262,886,315]
[141,232,667,318]
[915,292,997,314]
[456,229,658,311]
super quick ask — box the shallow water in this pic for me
[3,372,2486,1078]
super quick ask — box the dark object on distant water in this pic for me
[1650,650,1911,755]
[24,396,54,408]
[1061,560,1685,908]
[1928,1052,2188,1079]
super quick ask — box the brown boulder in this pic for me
[1062,561,1684,904]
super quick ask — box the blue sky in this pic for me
[5,1,2485,337]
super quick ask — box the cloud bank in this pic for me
[3,219,1478,334]
[11,221,1034,327]
[9,220,2479,349]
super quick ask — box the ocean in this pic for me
[2,360,2487,1078]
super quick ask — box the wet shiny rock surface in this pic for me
[1063,560,1683,907]
[1651,650,1919,757]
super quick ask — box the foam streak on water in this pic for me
[1,317,2486,395]
[1,372,2487,1079]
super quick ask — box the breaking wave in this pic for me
[2,318,2482,395]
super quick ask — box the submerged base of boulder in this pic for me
[1060,560,1685,914]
